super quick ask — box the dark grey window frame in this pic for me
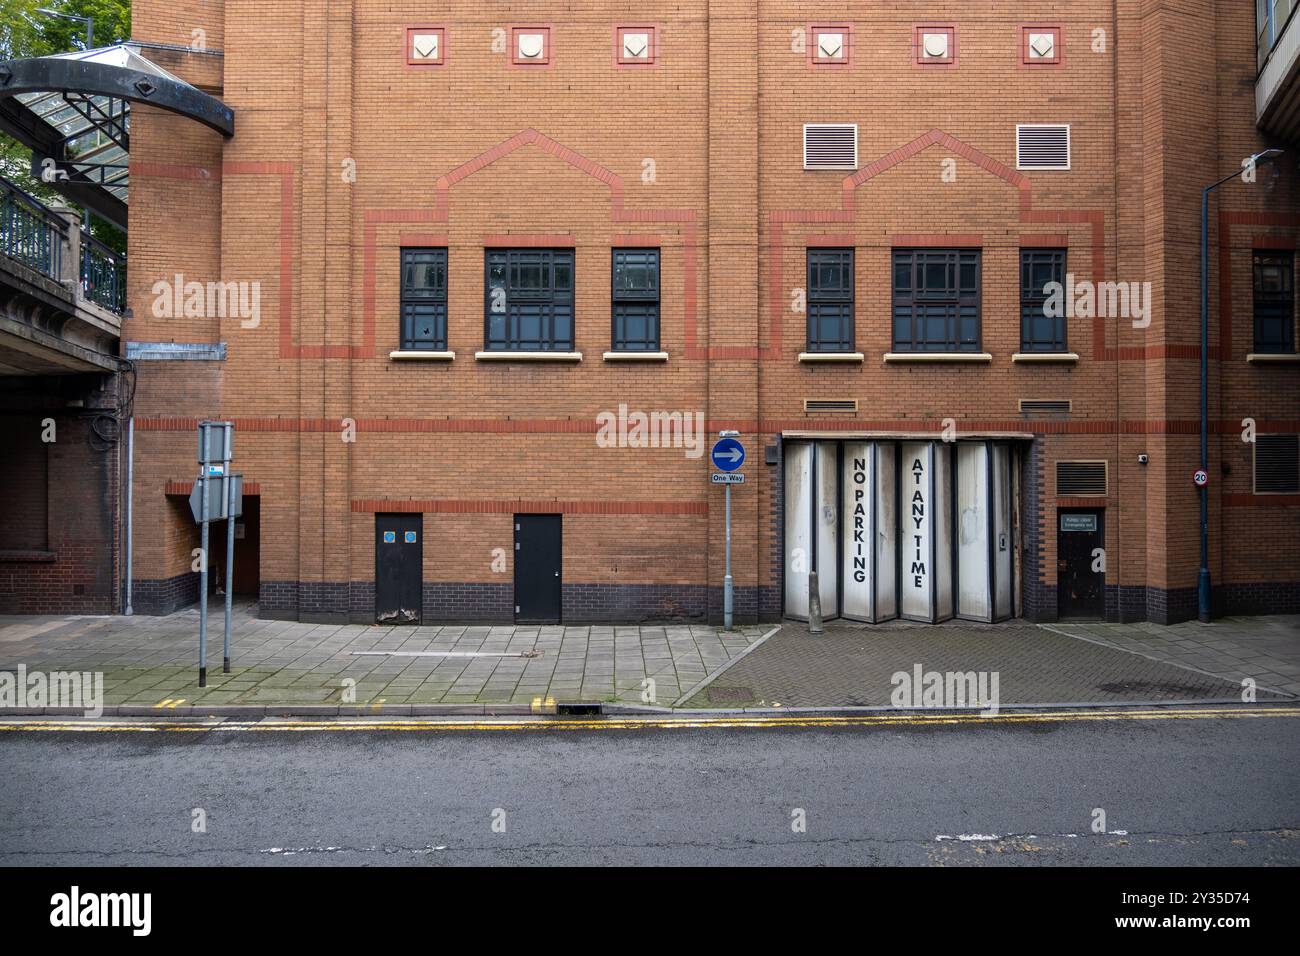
[1252,250,1296,354]
[400,247,448,351]
[806,248,855,353]
[483,248,575,351]
[1020,248,1068,352]
[892,248,982,352]
[611,248,661,351]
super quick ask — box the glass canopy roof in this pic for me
[12,45,190,206]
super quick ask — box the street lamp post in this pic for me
[36,7,93,49]
[1197,148,1284,623]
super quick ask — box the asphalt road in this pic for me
[1,713,1297,865]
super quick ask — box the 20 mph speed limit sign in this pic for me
[1192,469,1209,488]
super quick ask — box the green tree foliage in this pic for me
[0,0,131,252]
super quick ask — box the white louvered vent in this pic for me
[1016,124,1071,170]
[803,124,858,170]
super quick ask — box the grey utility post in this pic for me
[194,421,234,687]
[710,432,746,631]
[223,460,236,673]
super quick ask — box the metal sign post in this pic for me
[198,463,210,687]
[711,434,746,631]
[194,420,236,687]
[223,466,236,673]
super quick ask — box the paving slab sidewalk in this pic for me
[3,604,1294,714]
[680,617,1299,709]
[1043,615,1300,699]
[0,602,768,711]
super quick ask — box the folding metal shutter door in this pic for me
[992,443,1015,620]
[814,442,840,619]
[957,441,992,621]
[783,442,813,620]
[933,442,955,622]
[841,442,874,621]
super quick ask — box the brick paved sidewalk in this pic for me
[681,617,1298,709]
[0,602,768,710]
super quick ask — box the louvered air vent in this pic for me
[1018,399,1072,415]
[1016,124,1071,170]
[1056,460,1107,496]
[1254,434,1300,493]
[804,124,858,170]
[804,398,858,413]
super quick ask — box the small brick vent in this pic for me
[1018,399,1071,415]
[1254,434,1300,493]
[1056,460,1107,497]
[803,398,858,413]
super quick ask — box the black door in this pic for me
[376,514,422,624]
[1057,509,1104,619]
[515,514,561,623]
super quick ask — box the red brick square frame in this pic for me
[913,24,957,69]
[807,24,853,69]
[1020,24,1063,68]
[614,25,659,67]
[404,26,445,68]
[511,26,552,68]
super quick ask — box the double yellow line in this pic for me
[0,705,1296,733]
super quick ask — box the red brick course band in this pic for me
[136,417,1300,436]
[134,130,1292,366]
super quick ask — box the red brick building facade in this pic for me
[111,1,1298,625]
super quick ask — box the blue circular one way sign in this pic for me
[711,437,745,472]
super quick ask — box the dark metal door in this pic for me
[1057,509,1104,619]
[376,513,422,624]
[515,514,561,623]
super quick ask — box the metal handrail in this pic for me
[80,228,126,314]
[0,175,68,280]
[1,174,127,315]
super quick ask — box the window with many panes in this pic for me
[892,249,981,351]
[1020,249,1067,352]
[1253,251,1295,354]
[806,248,855,352]
[484,249,575,351]
[611,248,660,350]
[400,248,448,350]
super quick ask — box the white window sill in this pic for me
[602,351,669,362]
[798,351,865,364]
[1246,352,1300,364]
[474,351,582,363]
[1012,351,1079,364]
[883,352,992,364]
[389,350,455,361]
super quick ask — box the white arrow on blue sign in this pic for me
[711,437,745,472]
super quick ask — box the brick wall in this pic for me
[122,1,1300,625]
[0,410,120,614]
